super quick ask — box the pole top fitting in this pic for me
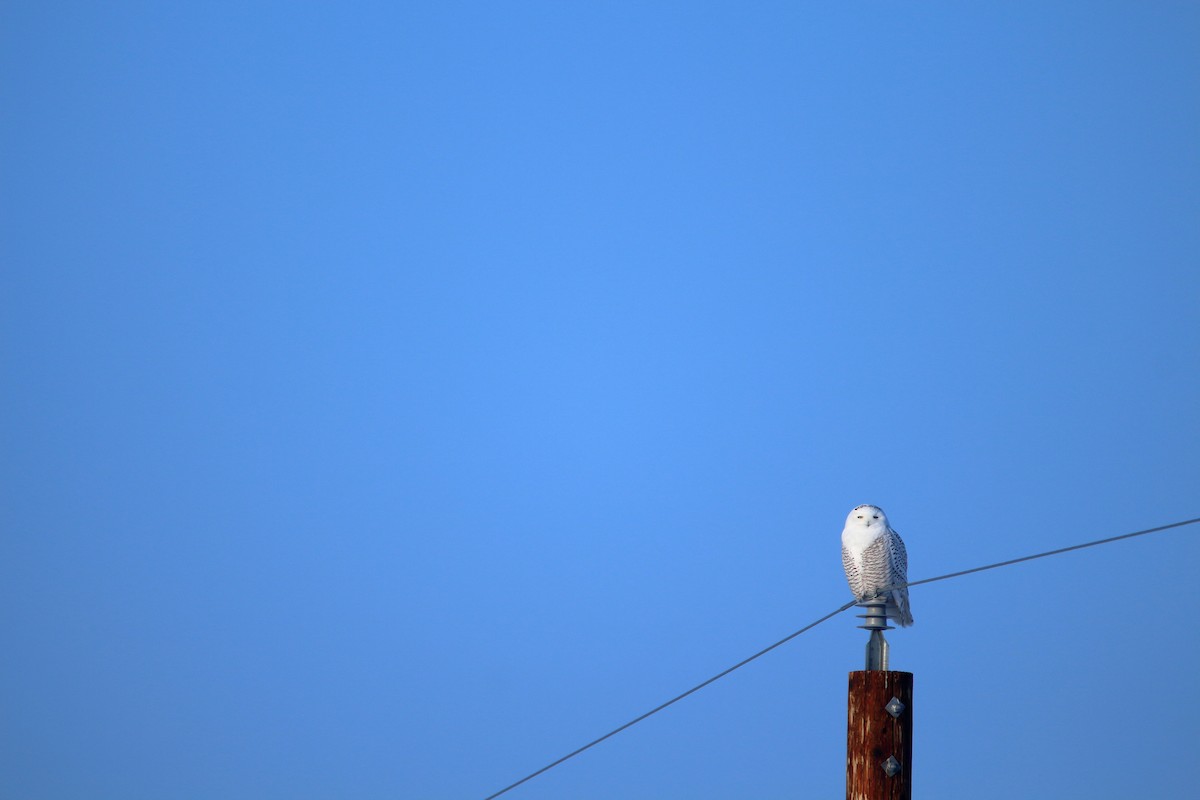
[855,597,892,670]
[855,597,894,632]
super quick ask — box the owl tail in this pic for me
[888,589,914,627]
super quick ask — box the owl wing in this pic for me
[887,529,908,581]
[885,528,914,626]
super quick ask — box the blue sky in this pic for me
[2,3,1198,799]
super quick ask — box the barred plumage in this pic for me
[840,504,913,627]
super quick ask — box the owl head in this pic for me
[846,504,888,529]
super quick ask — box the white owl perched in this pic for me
[841,504,913,627]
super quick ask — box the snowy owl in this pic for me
[840,504,913,627]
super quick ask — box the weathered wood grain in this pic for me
[847,670,913,800]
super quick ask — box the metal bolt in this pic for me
[882,756,902,777]
[885,696,905,718]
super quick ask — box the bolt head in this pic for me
[885,696,906,718]
[882,756,902,777]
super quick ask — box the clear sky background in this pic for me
[2,3,1198,799]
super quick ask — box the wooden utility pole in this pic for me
[846,597,913,800]
[846,669,913,800]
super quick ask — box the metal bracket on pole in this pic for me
[856,597,893,671]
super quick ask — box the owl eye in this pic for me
[873,515,879,519]
[856,515,863,519]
